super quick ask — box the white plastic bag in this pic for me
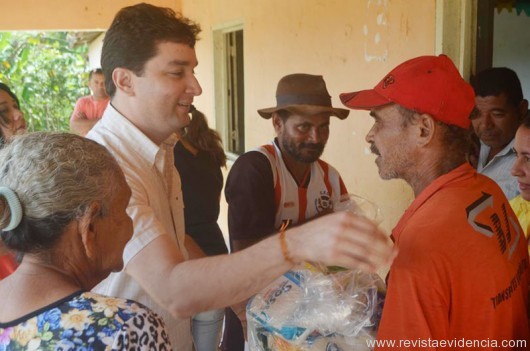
[247,267,385,351]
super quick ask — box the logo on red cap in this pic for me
[339,55,476,129]
[382,75,395,89]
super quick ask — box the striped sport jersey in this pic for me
[254,141,348,229]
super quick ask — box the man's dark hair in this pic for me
[101,3,201,97]
[471,67,524,107]
[88,68,103,80]
[399,105,472,170]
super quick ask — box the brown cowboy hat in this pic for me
[257,73,350,119]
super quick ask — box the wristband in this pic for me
[279,221,294,264]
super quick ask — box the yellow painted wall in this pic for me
[0,0,181,30]
[1,0,442,251]
[184,0,436,235]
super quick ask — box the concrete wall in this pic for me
[184,0,437,235]
[1,0,445,245]
[0,0,181,30]
[493,9,530,98]
[88,33,105,70]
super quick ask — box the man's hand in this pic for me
[287,211,396,272]
[70,118,99,137]
[75,111,88,120]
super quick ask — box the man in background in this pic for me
[223,73,350,351]
[70,68,109,136]
[471,67,528,200]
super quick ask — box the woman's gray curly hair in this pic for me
[0,132,124,253]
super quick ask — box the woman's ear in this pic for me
[112,68,134,96]
[416,113,436,146]
[78,202,101,259]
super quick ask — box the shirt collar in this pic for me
[478,138,515,168]
[391,163,475,243]
[99,104,178,166]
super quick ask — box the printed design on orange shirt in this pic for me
[466,192,521,258]
[315,190,332,213]
[465,191,529,309]
[490,257,528,309]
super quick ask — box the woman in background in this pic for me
[0,82,27,279]
[174,106,228,351]
[0,83,27,144]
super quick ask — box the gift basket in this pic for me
[247,194,386,351]
[247,266,386,350]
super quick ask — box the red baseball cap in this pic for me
[339,55,475,129]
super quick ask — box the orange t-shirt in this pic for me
[377,163,530,350]
[70,95,109,121]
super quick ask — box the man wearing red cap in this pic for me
[341,55,529,348]
[223,73,350,351]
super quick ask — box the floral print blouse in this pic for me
[0,291,172,350]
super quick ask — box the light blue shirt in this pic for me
[477,139,519,200]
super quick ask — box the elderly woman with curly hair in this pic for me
[0,132,171,350]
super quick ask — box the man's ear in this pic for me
[78,202,101,260]
[112,68,134,96]
[272,113,283,133]
[518,99,529,120]
[416,113,436,146]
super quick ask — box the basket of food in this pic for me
[247,265,386,351]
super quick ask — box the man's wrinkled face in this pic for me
[472,93,524,151]
[274,112,330,163]
[365,104,416,180]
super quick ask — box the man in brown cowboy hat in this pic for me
[222,73,350,351]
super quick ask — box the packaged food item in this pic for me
[247,267,385,350]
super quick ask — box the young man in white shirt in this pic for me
[88,3,395,350]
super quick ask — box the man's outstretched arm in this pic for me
[126,210,395,319]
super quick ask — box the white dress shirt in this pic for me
[88,104,191,350]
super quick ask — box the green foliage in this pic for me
[0,32,90,131]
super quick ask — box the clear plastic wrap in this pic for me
[247,267,386,351]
